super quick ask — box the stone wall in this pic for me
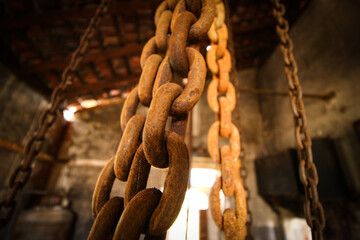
[56,103,124,239]
[0,64,49,239]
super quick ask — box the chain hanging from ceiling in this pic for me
[88,0,216,239]
[0,0,112,228]
[271,0,326,239]
[206,1,248,239]
[223,0,253,237]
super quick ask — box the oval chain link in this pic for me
[206,1,248,239]
[0,0,111,228]
[271,0,326,239]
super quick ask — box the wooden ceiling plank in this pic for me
[66,75,139,99]
[0,1,161,30]
[21,43,143,74]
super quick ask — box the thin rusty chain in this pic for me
[89,0,215,239]
[222,0,253,237]
[271,0,326,239]
[0,0,111,228]
[207,1,247,239]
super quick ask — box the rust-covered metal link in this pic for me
[0,0,111,228]
[88,197,124,240]
[89,0,214,239]
[206,1,247,239]
[271,0,325,239]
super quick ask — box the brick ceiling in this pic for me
[0,0,309,106]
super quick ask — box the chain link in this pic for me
[0,0,111,228]
[207,1,248,239]
[271,0,326,239]
[89,0,214,238]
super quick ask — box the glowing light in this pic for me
[109,89,120,96]
[80,99,98,109]
[188,188,208,210]
[206,45,211,51]
[63,109,75,122]
[168,188,207,240]
[182,78,188,85]
[68,106,77,113]
[190,168,217,188]
[122,90,130,98]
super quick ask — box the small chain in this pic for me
[207,1,248,239]
[223,0,253,237]
[0,0,111,228]
[271,0,325,239]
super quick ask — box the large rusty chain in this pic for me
[0,0,111,228]
[206,1,248,239]
[89,0,215,239]
[271,0,326,239]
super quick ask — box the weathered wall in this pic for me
[0,64,49,239]
[66,104,123,161]
[56,103,123,239]
[257,0,360,192]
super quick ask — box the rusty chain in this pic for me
[271,0,326,239]
[207,1,247,239]
[0,0,111,228]
[222,0,253,236]
[89,0,215,239]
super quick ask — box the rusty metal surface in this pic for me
[271,0,325,239]
[88,0,212,238]
[114,115,145,180]
[207,1,248,239]
[92,156,116,219]
[88,197,124,240]
[113,188,162,240]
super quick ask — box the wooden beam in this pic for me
[66,75,139,99]
[21,43,143,74]
[0,1,161,30]
[0,138,65,163]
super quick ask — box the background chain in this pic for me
[271,0,325,239]
[0,0,111,228]
[224,0,253,237]
[207,1,248,239]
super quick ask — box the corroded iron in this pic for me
[147,132,189,235]
[115,114,145,181]
[120,87,140,131]
[88,197,124,240]
[221,146,234,196]
[113,188,162,240]
[88,0,215,239]
[124,144,150,207]
[168,11,196,76]
[170,47,206,115]
[208,121,240,163]
[92,156,116,218]
[272,0,325,238]
[206,1,248,239]
[155,10,172,52]
[139,54,163,106]
[143,83,183,168]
